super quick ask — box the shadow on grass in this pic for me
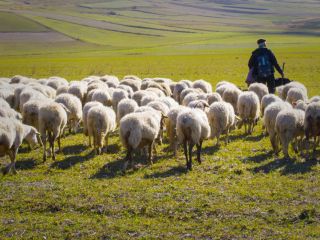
[50,151,95,170]
[243,151,274,163]
[91,150,170,179]
[202,144,220,154]
[251,157,318,175]
[62,144,86,155]
[144,165,187,179]
[15,158,38,170]
[245,133,265,142]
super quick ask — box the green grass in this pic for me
[0,11,48,32]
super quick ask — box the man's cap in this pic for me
[257,39,266,44]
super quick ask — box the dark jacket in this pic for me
[248,48,283,77]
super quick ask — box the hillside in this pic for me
[0,0,319,56]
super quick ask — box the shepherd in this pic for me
[248,39,284,93]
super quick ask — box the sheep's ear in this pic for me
[292,101,297,107]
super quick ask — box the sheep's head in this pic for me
[24,126,43,149]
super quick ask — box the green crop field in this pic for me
[0,0,319,239]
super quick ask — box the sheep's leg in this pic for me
[10,148,18,174]
[196,141,202,164]
[225,129,229,145]
[2,150,15,175]
[148,142,154,165]
[57,135,61,153]
[244,123,247,134]
[270,133,278,153]
[173,140,178,157]
[216,132,220,146]
[49,132,56,161]
[123,148,133,171]
[42,132,47,162]
[280,132,290,158]
[188,142,194,171]
[183,141,188,169]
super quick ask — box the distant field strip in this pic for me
[0,32,75,42]
[0,11,48,32]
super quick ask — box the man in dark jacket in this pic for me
[248,39,284,93]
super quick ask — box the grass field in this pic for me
[0,0,320,239]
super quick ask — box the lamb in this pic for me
[192,79,212,93]
[120,109,163,171]
[55,93,82,133]
[263,102,292,153]
[166,106,187,155]
[286,87,308,105]
[248,83,269,102]
[304,102,320,156]
[0,117,42,175]
[207,101,237,146]
[91,89,112,107]
[275,109,305,158]
[39,102,68,162]
[87,106,116,154]
[117,99,138,122]
[261,94,282,116]
[176,108,210,170]
[222,87,242,114]
[237,91,260,134]
[206,92,222,105]
[112,89,129,114]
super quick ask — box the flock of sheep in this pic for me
[0,74,319,174]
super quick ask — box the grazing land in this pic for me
[0,0,319,239]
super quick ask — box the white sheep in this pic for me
[207,101,237,146]
[286,87,308,105]
[304,102,320,155]
[120,78,141,92]
[22,99,48,130]
[282,81,307,101]
[112,89,129,114]
[132,90,157,106]
[176,108,210,170]
[82,101,103,146]
[87,106,116,154]
[0,118,42,175]
[117,99,138,122]
[206,92,222,105]
[100,75,119,88]
[237,91,260,134]
[91,89,112,107]
[173,82,189,103]
[263,101,292,153]
[46,76,68,90]
[19,88,47,112]
[180,88,203,104]
[68,81,87,104]
[166,106,188,155]
[141,95,158,106]
[117,84,133,98]
[55,93,82,133]
[215,82,237,97]
[248,83,269,102]
[39,102,68,162]
[192,79,212,93]
[275,109,305,158]
[309,96,320,103]
[188,100,209,111]
[261,94,282,116]
[222,87,242,114]
[120,109,162,170]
